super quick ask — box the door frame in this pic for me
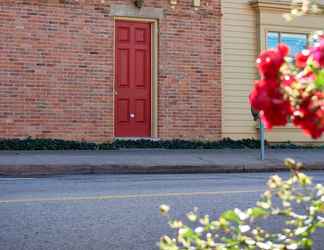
[113,17,158,139]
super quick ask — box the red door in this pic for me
[115,20,151,137]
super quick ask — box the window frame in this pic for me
[266,31,309,56]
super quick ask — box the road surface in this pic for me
[0,172,324,250]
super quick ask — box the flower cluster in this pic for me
[160,160,324,250]
[249,44,292,129]
[249,36,324,139]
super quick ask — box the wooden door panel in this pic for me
[135,99,146,123]
[118,27,130,42]
[117,49,130,87]
[135,28,147,43]
[135,49,146,88]
[117,99,130,123]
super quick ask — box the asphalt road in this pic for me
[0,172,324,250]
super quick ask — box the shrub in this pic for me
[0,138,323,151]
[159,160,324,250]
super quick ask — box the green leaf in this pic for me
[181,228,199,241]
[316,221,324,228]
[315,69,324,89]
[301,238,313,250]
[249,207,269,218]
[221,210,241,224]
[318,202,324,213]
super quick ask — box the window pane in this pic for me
[280,33,307,56]
[310,33,321,46]
[267,32,279,49]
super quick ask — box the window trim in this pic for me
[260,26,312,53]
[265,31,309,55]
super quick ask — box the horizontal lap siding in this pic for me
[222,0,257,139]
[266,129,324,143]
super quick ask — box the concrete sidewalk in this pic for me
[0,149,324,176]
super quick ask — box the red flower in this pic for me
[260,99,292,129]
[256,44,289,80]
[295,50,310,68]
[250,81,272,112]
[311,39,324,67]
[249,79,292,129]
[292,92,324,139]
[278,44,289,57]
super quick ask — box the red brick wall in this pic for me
[0,0,221,142]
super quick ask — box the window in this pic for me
[266,32,308,57]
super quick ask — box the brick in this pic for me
[0,0,222,142]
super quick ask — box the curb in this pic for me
[1,162,324,177]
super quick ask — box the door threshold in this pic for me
[114,137,160,141]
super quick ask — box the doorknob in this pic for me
[130,113,135,118]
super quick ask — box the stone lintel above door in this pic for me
[110,4,164,20]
